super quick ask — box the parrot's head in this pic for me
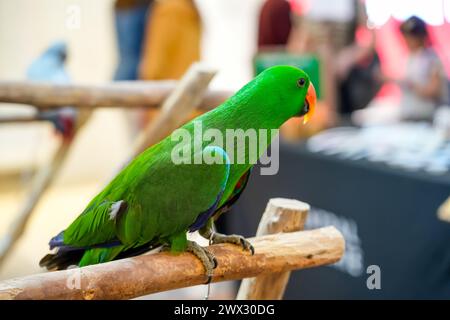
[249,65,317,125]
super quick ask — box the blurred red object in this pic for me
[258,0,292,48]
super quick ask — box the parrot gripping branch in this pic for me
[237,198,310,300]
[0,227,344,300]
[0,66,322,299]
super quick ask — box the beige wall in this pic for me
[0,0,116,82]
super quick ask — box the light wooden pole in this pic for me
[0,114,41,123]
[0,81,230,110]
[0,109,92,266]
[0,226,344,300]
[237,198,310,300]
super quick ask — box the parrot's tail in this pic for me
[39,230,86,270]
[40,242,161,270]
[39,249,85,271]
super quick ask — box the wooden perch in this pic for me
[0,227,344,300]
[0,81,230,110]
[237,198,310,300]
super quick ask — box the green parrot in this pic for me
[40,65,317,281]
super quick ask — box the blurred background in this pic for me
[1,0,450,299]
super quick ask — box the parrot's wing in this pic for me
[53,146,230,251]
[40,199,126,270]
[115,145,231,246]
[59,199,127,248]
[214,168,252,218]
[42,146,231,269]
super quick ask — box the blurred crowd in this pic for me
[113,0,200,81]
[112,0,450,138]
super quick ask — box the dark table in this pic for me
[225,140,450,299]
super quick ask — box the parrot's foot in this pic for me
[210,233,255,255]
[186,240,217,284]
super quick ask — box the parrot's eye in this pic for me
[297,78,306,88]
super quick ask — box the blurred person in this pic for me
[114,0,152,80]
[390,16,448,121]
[257,0,292,51]
[290,0,356,53]
[289,0,380,119]
[288,0,358,120]
[354,16,449,126]
[113,0,153,141]
[139,0,201,80]
[336,26,381,114]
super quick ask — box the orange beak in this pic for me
[303,82,317,124]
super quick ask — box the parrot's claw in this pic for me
[210,233,255,255]
[186,240,217,284]
[240,238,255,255]
[159,244,170,252]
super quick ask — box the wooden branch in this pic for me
[0,227,344,300]
[0,110,93,266]
[132,63,216,155]
[237,198,310,300]
[0,81,230,110]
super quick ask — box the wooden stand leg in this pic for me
[236,198,310,300]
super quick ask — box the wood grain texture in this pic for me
[0,227,344,300]
[237,198,310,300]
[0,80,230,110]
